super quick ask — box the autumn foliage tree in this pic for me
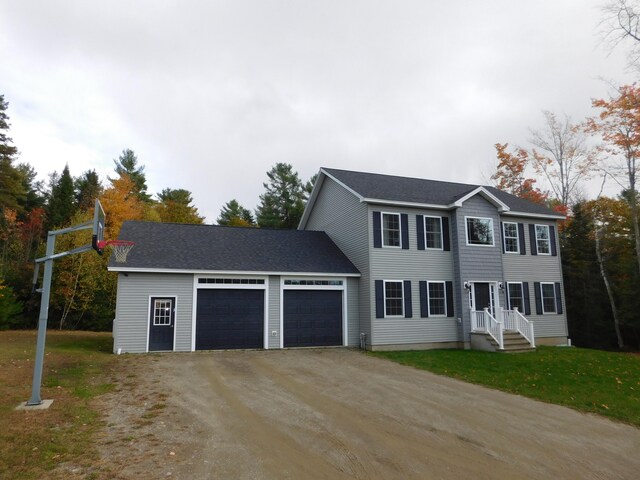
[492,143,548,204]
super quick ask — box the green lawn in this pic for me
[372,346,640,426]
[0,330,116,480]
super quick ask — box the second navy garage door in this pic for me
[283,290,343,347]
[196,289,264,350]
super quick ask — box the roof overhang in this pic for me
[108,267,361,276]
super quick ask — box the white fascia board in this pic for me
[361,198,451,210]
[108,267,361,277]
[450,187,510,212]
[501,211,565,220]
[321,169,365,202]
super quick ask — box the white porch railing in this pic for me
[502,307,535,348]
[471,308,504,349]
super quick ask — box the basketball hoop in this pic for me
[97,240,135,263]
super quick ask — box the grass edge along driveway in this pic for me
[372,346,640,427]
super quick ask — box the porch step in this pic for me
[486,331,536,353]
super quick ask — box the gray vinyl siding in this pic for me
[114,272,194,353]
[502,217,567,338]
[305,176,369,343]
[268,275,281,348]
[452,196,505,342]
[369,205,458,345]
[347,277,360,346]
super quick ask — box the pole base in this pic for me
[15,399,54,410]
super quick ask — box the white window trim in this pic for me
[506,282,524,311]
[381,212,402,249]
[502,222,520,254]
[423,215,444,250]
[152,299,173,326]
[535,224,552,255]
[427,281,447,317]
[540,282,557,314]
[383,279,405,318]
[465,216,495,247]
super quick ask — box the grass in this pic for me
[372,346,640,427]
[0,330,116,480]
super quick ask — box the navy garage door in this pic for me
[196,289,264,350]
[284,290,343,347]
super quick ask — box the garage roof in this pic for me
[108,221,360,275]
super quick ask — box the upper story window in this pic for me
[423,216,443,249]
[383,213,401,247]
[466,217,494,246]
[384,280,404,317]
[503,222,520,253]
[535,225,551,255]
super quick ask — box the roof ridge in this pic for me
[121,220,326,234]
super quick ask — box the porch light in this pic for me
[498,282,504,290]
[464,282,471,290]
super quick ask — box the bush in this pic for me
[0,280,23,329]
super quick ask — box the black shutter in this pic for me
[505,283,511,309]
[550,225,557,256]
[518,223,526,255]
[446,281,454,317]
[375,280,384,318]
[401,214,409,250]
[500,222,505,253]
[534,282,542,315]
[416,215,425,250]
[523,282,531,315]
[403,280,412,318]
[442,217,451,251]
[419,281,428,317]
[529,224,537,255]
[373,212,382,248]
[555,282,563,314]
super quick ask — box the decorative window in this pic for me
[284,279,343,286]
[535,225,551,255]
[466,217,494,246]
[382,213,401,247]
[198,278,265,284]
[424,216,443,249]
[153,299,172,326]
[384,281,404,317]
[541,283,557,313]
[427,282,446,316]
[507,283,524,312]
[503,222,519,253]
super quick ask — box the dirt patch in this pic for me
[93,349,640,479]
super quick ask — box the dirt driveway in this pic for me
[96,349,640,479]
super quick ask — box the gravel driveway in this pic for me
[97,348,640,479]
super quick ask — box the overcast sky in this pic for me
[0,1,634,222]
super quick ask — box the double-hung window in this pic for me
[466,217,494,246]
[507,283,524,312]
[503,222,519,253]
[427,282,446,316]
[540,283,557,313]
[382,213,401,247]
[535,225,551,255]
[384,281,404,317]
[424,216,443,249]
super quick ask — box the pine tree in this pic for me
[256,163,305,229]
[46,164,76,229]
[217,199,255,226]
[156,188,204,224]
[113,149,151,202]
[0,95,26,214]
[75,170,103,211]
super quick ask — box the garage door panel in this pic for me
[284,290,343,348]
[196,289,264,350]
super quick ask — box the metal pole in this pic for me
[26,231,55,406]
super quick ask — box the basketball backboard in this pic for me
[92,199,105,254]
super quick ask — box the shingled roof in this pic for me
[321,168,560,217]
[109,221,360,274]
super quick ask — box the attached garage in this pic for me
[196,283,266,350]
[283,290,343,347]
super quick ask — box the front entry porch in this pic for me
[466,281,535,352]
